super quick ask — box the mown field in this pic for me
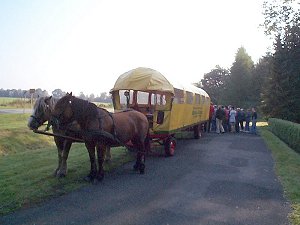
[0,113,133,215]
[0,97,31,109]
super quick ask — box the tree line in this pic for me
[0,88,112,103]
[197,0,300,123]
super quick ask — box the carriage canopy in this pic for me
[111,67,209,97]
[111,67,174,94]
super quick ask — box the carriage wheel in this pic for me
[164,136,176,157]
[193,124,202,139]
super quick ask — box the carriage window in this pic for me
[151,93,166,105]
[186,91,193,104]
[174,88,184,104]
[206,97,210,105]
[119,90,133,107]
[136,91,149,104]
[201,96,205,105]
[195,94,200,105]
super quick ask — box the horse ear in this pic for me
[70,92,73,96]
[44,96,52,105]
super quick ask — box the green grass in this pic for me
[259,124,300,225]
[0,97,31,109]
[0,114,134,215]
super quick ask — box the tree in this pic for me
[52,89,66,98]
[251,55,272,106]
[261,0,300,122]
[88,93,95,102]
[262,0,300,37]
[227,47,254,108]
[198,65,229,104]
[79,92,87,100]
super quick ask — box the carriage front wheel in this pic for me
[164,136,176,157]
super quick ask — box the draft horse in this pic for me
[27,96,112,178]
[51,93,149,182]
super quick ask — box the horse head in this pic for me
[51,92,75,130]
[28,96,56,130]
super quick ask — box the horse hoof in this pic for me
[139,164,145,174]
[133,163,139,171]
[96,174,104,182]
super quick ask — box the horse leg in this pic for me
[53,137,63,177]
[96,143,105,181]
[104,145,112,162]
[57,140,72,177]
[133,139,146,174]
[84,142,97,182]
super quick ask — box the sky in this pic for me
[0,0,272,96]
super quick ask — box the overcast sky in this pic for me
[0,0,272,96]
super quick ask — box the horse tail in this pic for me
[144,129,151,154]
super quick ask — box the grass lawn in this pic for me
[0,97,31,109]
[0,113,134,215]
[259,122,300,225]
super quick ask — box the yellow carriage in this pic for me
[110,67,210,156]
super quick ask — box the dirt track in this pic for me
[0,132,290,225]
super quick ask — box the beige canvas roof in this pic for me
[111,67,209,97]
[111,67,174,94]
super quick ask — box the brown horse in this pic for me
[27,96,112,178]
[51,93,149,182]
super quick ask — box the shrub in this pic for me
[268,118,300,153]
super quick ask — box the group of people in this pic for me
[208,103,257,135]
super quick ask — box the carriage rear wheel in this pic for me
[164,136,176,157]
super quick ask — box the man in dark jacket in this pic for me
[215,105,225,134]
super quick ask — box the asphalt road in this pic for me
[0,133,290,225]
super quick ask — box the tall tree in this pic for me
[251,55,272,106]
[227,47,254,108]
[52,89,66,98]
[261,0,300,122]
[198,65,229,104]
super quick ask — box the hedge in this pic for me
[268,118,300,153]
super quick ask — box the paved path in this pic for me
[0,109,32,114]
[0,133,290,225]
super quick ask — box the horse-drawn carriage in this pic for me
[110,67,211,156]
[28,67,210,181]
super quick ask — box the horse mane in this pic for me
[33,96,59,113]
[71,97,99,120]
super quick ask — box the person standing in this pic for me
[240,109,245,131]
[235,108,241,133]
[251,107,258,135]
[229,106,236,133]
[223,106,229,132]
[245,108,251,132]
[211,105,217,132]
[215,105,225,134]
[207,102,214,133]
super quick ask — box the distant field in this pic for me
[0,97,31,109]
[0,97,113,110]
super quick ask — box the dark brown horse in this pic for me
[51,93,149,182]
[27,96,112,178]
